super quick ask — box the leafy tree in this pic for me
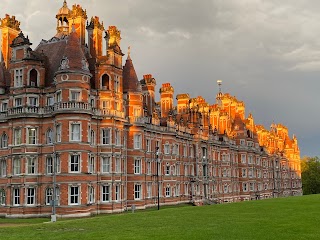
[301,156,320,195]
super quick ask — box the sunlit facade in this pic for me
[0,1,302,217]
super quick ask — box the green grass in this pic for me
[0,195,319,240]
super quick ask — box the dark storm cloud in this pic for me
[1,0,319,156]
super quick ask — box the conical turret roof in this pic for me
[123,54,141,93]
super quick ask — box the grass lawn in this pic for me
[0,194,319,240]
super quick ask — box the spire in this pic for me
[56,0,70,36]
[123,53,141,93]
[216,79,223,107]
[127,46,131,60]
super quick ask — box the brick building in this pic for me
[0,1,302,217]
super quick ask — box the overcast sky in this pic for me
[1,0,319,157]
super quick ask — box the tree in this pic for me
[301,156,320,195]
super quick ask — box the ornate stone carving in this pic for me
[59,56,69,70]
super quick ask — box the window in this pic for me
[256,157,260,166]
[0,189,5,205]
[13,188,20,206]
[146,139,151,152]
[114,101,119,111]
[102,128,111,145]
[184,165,188,176]
[13,128,22,145]
[134,134,142,149]
[14,98,22,107]
[14,68,23,87]
[224,184,228,193]
[27,127,37,144]
[147,161,151,175]
[115,157,121,173]
[28,97,38,107]
[101,74,110,90]
[102,157,111,173]
[69,154,80,173]
[69,186,80,205]
[165,186,171,197]
[0,160,6,177]
[13,158,21,175]
[134,184,141,200]
[133,107,141,117]
[190,146,194,158]
[242,168,247,177]
[45,188,60,206]
[27,157,37,174]
[243,183,248,192]
[115,185,120,202]
[26,188,35,205]
[248,169,253,178]
[56,91,62,103]
[147,183,152,198]
[70,90,81,101]
[1,101,8,112]
[29,69,38,86]
[134,159,141,174]
[249,182,254,191]
[101,185,110,202]
[88,186,94,204]
[46,156,53,174]
[0,133,8,148]
[46,129,53,144]
[183,145,187,157]
[56,124,61,142]
[114,75,120,92]
[164,143,170,155]
[88,155,95,173]
[248,155,253,164]
[165,164,170,175]
[115,130,121,146]
[47,96,54,106]
[102,100,110,109]
[70,123,81,141]
[241,154,246,164]
[90,130,95,145]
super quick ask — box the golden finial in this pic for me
[128,46,131,59]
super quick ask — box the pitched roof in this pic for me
[123,55,141,93]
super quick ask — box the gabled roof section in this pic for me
[123,54,141,93]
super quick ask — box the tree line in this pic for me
[301,156,320,195]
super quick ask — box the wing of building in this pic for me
[0,1,302,218]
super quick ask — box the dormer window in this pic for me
[14,68,23,87]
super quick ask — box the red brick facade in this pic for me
[0,2,302,218]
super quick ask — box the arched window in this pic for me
[101,74,110,90]
[46,129,53,144]
[0,189,5,205]
[29,69,38,87]
[0,133,8,149]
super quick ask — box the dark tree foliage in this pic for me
[301,156,320,195]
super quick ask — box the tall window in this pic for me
[13,158,21,175]
[101,156,111,173]
[101,185,110,202]
[115,157,121,173]
[115,185,120,202]
[241,154,246,164]
[101,74,110,90]
[0,133,8,149]
[56,91,62,103]
[26,188,35,205]
[46,129,53,144]
[147,161,151,175]
[70,123,81,141]
[29,69,38,87]
[115,129,121,146]
[0,189,5,205]
[88,155,95,173]
[134,159,141,174]
[134,134,141,149]
[47,96,54,106]
[13,128,22,145]
[164,143,170,155]
[69,186,80,205]
[0,160,6,177]
[134,184,141,200]
[90,130,95,145]
[1,101,8,112]
[14,98,22,107]
[13,188,20,206]
[27,157,37,174]
[165,186,171,197]
[27,127,37,144]
[88,186,94,204]
[14,68,23,87]
[146,139,151,152]
[46,155,60,174]
[147,183,152,198]
[165,164,170,175]
[69,154,80,173]
[102,128,111,145]
[56,124,61,142]
[114,75,120,92]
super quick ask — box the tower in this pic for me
[0,14,20,68]
[55,0,70,36]
[86,16,104,58]
[159,83,174,118]
[140,74,156,116]
[68,3,87,47]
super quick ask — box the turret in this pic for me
[159,83,174,118]
[68,4,87,47]
[106,26,123,68]
[0,14,20,68]
[140,74,156,116]
[55,0,70,36]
